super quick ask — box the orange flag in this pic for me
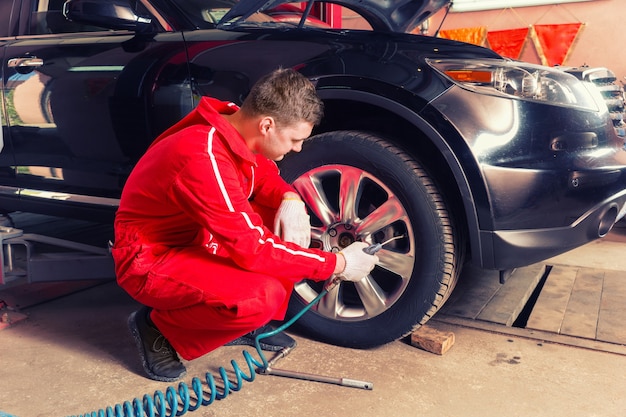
[486,27,529,59]
[439,26,487,46]
[531,23,584,67]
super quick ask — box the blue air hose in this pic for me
[0,280,337,417]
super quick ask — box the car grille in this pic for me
[564,66,626,142]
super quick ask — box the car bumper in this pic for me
[478,186,626,270]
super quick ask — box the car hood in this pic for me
[220,0,451,33]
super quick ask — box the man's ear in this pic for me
[259,116,274,135]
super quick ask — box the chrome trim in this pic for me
[0,186,120,207]
[8,57,44,68]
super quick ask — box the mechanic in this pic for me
[111,68,379,382]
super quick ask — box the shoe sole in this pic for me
[226,336,298,352]
[128,311,187,382]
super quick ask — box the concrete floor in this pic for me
[1,227,626,416]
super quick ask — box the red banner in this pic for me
[439,26,487,47]
[531,23,583,67]
[486,27,529,59]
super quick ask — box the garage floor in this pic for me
[1,222,625,417]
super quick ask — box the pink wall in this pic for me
[427,0,625,84]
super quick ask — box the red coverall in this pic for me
[112,97,336,360]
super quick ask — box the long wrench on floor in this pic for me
[259,346,373,390]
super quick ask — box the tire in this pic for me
[278,130,464,348]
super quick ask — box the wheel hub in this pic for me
[324,223,359,252]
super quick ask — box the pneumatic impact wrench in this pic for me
[324,234,404,292]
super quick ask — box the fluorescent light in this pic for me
[451,0,595,13]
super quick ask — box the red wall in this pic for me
[428,0,625,84]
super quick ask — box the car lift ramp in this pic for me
[0,226,114,287]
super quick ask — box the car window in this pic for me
[28,0,114,35]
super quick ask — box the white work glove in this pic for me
[274,198,311,247]
[337,242,379,282]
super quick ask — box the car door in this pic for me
[2,0,192,219]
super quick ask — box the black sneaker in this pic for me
[225,325,297,351]
[127,307,187,382]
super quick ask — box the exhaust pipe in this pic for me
[597,205,618,237]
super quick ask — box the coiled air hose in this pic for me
[0,278,343,417]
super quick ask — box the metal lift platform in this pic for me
[0,226,114,287]
[0,213,115,314]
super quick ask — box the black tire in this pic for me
[279,130,464,348]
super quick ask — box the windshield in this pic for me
[171,0,330,30]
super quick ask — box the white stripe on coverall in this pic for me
[206,127,325,262]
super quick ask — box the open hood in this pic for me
[219,0,451,33]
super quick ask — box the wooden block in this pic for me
[410,324,455,355]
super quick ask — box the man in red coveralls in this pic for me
[112,68,378,382]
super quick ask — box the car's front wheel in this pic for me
[279,130,464,348]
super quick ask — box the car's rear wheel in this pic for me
[278,130,464,348]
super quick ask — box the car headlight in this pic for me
[427,58,601,112]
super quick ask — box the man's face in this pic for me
[261,119,313,161]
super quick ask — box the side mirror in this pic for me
[63,0,153,32]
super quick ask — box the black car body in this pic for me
[1,0,625,347]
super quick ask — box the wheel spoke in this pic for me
[317,284,342,318]
[358,195,406,236]
[310,226,325,243]
[354,276,389,316]
[338,166,363,223]
[294,173,336,225]
[377,249,414,279]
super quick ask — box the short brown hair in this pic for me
[240,68,323,127]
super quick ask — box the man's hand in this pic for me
[337,242,379,282]
[274,197,311,247]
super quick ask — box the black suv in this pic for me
[2,0,626,348]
